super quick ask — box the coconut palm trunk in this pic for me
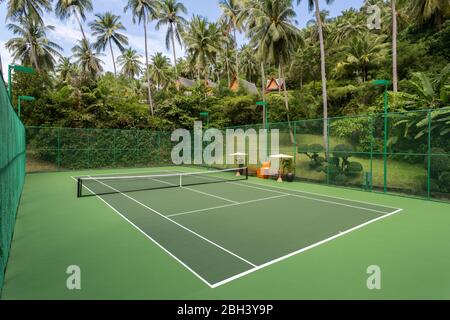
[143,14,154,115]
[261,61,265,102]
[280,63,295,144]
[234,28,239,79]
[73,9,88,43]
[278,64,282,94]
[171,30,179,82]
[392,0,398,92]
[109,39,117,75]
[314,0,329,154]
[226,43,231,87]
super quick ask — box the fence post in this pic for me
[57,127,61,170]
[293,122,297,175]
[427,110,432,199]
[383,112,388,193]
[369,116,374,192]
[326,118,330,185]
[158,131,161,165]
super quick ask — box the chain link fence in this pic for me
[25,108,450,202]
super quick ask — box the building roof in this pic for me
[177,77,196,88]
[230,76,259,95]
[266,77,285,92]
[206,79,218,88]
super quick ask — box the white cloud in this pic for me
[100,29,185,73]
[0,7,186,76]
[0,41,13,79]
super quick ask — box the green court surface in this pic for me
[2,167,450,299]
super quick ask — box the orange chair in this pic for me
[257,161,271,179]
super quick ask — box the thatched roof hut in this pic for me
[230,76,259,95]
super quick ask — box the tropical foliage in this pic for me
[1,0,448,135]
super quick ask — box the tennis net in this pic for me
[77,167,248,197]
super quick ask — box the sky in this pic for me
[0,0,366,78]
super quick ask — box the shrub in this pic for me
[299,144,325,169]
[335,174,347,184]
[333,144,354,160]
[346,162,364,176]
[439,172,450,191]
[426,148,450,179]
[425,179,441,193]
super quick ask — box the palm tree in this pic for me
[217,37,236,86]
[404,0,450,29]
[148,52,172,90]
[297,0,334,152]
[331,9,366,44]
[155,0,187,82]
[239,44,258,83]
[5,0,52,24]
[6,16,63,71]
[219,0,244,80]
[246,0,299,142]
[72,39,104,77]
[55,0,93,43]
[55,57,76,83]
[183,16,222,82]
[124,0,158,115]
[391,0,398,92]
[89,12,129,76]
[336,33,389,82]
[177,54,196,79]
[394,64,450,111]
[117,48,143,79]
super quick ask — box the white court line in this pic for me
[210,208,404,288]
[146,175,239,204]
[183,173,396,215]
[167,194,290,218]
[70,176,216,288]
[90,176,258,268]
[238,180,401,211]
[227,182,392,215]
[78,167,243,182]
[182,186,239,204]
[173,169,400,213]
[70,169,177,180]
[172,168,400,211]
[72,173,405,288]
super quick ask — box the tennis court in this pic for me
[74,167,402,288]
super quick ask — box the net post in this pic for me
[77,178,82,198]
[245,167,249,180]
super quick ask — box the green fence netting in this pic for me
[0,73,26,295]
[25,108,450,202]
[25,127,176,171]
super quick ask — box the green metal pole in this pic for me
[293,122,297,175]
[265,104,269,130]
[427,111,432,199]
[262,105,265,128]
[18,97,21,118]
[369,116,374,192]
[57,128,61,170]
[326,118,330,185]
[383,85,388,193]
